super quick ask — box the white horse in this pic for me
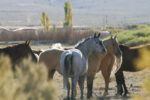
[60,33,107,100]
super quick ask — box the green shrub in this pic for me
[115,25,150,46]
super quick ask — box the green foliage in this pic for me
[40,11,50,32]
[115,25,150,46]
[63,1,73,28]
[0,55,58,100]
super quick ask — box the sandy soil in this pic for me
[53,69,148,100]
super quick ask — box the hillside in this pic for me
[0,0,150,26]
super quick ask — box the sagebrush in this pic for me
[0,56,58,100]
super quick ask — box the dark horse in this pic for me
[0,41,37,70]
[115,44,150,96]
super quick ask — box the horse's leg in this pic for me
[115,71,124,96]
[71,76,79,100]
[74,87,77,97]
[67,79,71,99]
[79,74,87,99]
[123,81,128,96]
[101,70,110,96]
[121,72,128,96]
[87,74,95,98]
[78,77,82,96]
[48,69,56,80]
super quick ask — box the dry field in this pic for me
[53,69,148,100]
[0,42,148,100]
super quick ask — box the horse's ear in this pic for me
[114,35,117,39]
[27,40,30,45]
[110,35,113,39]
[25,40,30,45]
[25,41,28,45]
[94,32,97,38]
[97,32,101,38]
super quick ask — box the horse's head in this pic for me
[89,33,107,54]
[106,36,122,58]
[16,41,37,62]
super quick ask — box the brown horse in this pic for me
[115,44,150,96]
[0,41,37,70]
[39,36,122,98]
[85,36,122,98]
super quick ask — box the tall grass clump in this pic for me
[132,48,150,100]
[0,55,58,100]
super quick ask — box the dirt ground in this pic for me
[53,69,148,100]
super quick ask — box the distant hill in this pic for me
[0,0,150,26]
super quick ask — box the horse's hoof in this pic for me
[116,90,123,96]
[103,92,108,97]
[123,92,129,97]
[80,97,84,100]
[87,94,92,99]
[123,94,127,97]
[68,97,70,100]
[71,97,76,100]
[63,97,70,100]
[116,92,123,96]
[116,92,122,96]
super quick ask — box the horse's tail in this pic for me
[110,56,122,77]
[111,56,122,75]
[51,43,64,50]
[63,53,73,88]
[115,56,122,73]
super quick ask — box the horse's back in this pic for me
[120,45,145,72]
[39,49,64,70]
[39,49,64,60]
[60,49,83,65]
[60,49,87,76]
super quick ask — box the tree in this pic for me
[63,0,73,28]
[52,24,57,32]
[40,11,50,32]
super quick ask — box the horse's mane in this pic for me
[119,44,128,47]
[119,44,129,49]
[75,37,91,48]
